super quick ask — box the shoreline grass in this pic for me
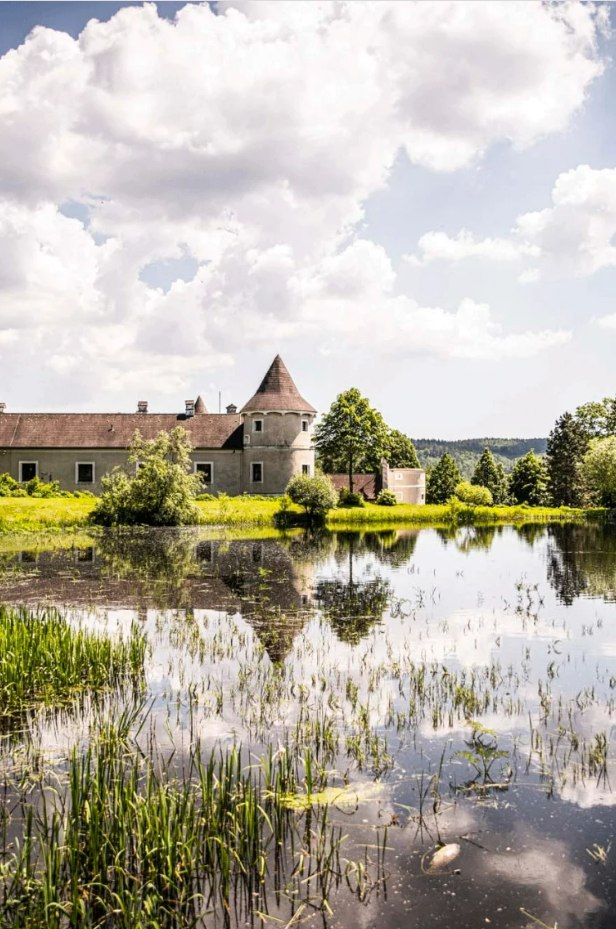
[1,493,605,534]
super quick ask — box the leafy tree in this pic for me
[545,412,589,507]
[382,429,420,469]
[509,450,549,506]
[574,397,616,438]
[454,481,493,506]
[314,388,388,490]
[426,453,461,504]
[581,436,616,507]
[471,448,509,504]
[93,427,201,526]
[285,473,337,519]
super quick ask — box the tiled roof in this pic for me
[241,355,316,414]
[327,474,377,500]
[0,413,243,449]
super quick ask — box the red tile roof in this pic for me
[0,413,243,449]
[327,474,377,500]
[241,355,316,414]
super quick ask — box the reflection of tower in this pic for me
[211,539,316,664]
[240,355,316,494]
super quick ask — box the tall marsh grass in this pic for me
[0,719,362,928]
[0,606,146,715]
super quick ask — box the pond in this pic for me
[1,521,616,928]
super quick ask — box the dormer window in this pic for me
[253,419,263,433]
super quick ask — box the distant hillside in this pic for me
[412,437,547,480]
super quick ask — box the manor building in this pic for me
[0,355,316,495]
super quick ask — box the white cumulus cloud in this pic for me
[0,0,602,404]
[410,165,616,282]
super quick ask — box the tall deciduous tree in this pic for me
[471,448,509,504]
[382,429,420,469]
[509,450,549,506]
[426,453,461,504]
[545,412,589,507]
[581,436,616,507]
[314,388,388,490]
[574,397,616,438]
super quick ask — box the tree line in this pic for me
[315,388,616,508]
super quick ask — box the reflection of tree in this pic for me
[315,536,391,644]
[547,523,616,605]
[514,523,547,548]
[98,528,197,607]
[333,530,418,568]
[452,525,500,553]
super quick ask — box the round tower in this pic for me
[240,355,316,494]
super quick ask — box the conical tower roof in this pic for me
[241,355,316,413]
[194,395,207,414]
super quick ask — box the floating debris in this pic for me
[424,843,461,873]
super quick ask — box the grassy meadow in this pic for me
[0,493,600,534]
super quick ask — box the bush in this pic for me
[286,473,337,519]
[0,472,69,498]
[454,481,493,506]
[376,489,398,506]
[92,427,201,526]
[337,487,365,508]
[0,473,24,496]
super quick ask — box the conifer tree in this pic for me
[426,453,461,504]
[471,448,509,504]
[509,451,549,506]
[545,412,589,507]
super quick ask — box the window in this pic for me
[194,462,213,485]
[76,462,95,484]
[196,541,213,563]
[251,462,263,483]
[19,461,38,482]
[253,419,263,433]
[302,464,310,475]
[302,420,309,432]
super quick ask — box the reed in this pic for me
[0,724,360,928]
[0,605,146,716]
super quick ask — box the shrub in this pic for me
[286,473,337,519]
[0,472,68,498]
[376,489,398,506]
[93,427,201,526]
[0,473,24,496]
[454,481,493,506]
[337,487,365,508]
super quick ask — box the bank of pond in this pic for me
[1,522,616,927]
[0,492,607,533]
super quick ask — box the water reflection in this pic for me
[546,522,616,604]
[2,522,616,927]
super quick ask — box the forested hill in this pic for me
[412,437,547,479]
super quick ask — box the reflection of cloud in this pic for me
[485,826,603,927]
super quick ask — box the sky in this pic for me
[0,0,615,438]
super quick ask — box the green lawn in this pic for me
[0,496,96,533]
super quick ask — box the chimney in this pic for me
[185,399,195,418]
[0,403,5,413]
[226,403,237,414]
[137,400,148,413]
